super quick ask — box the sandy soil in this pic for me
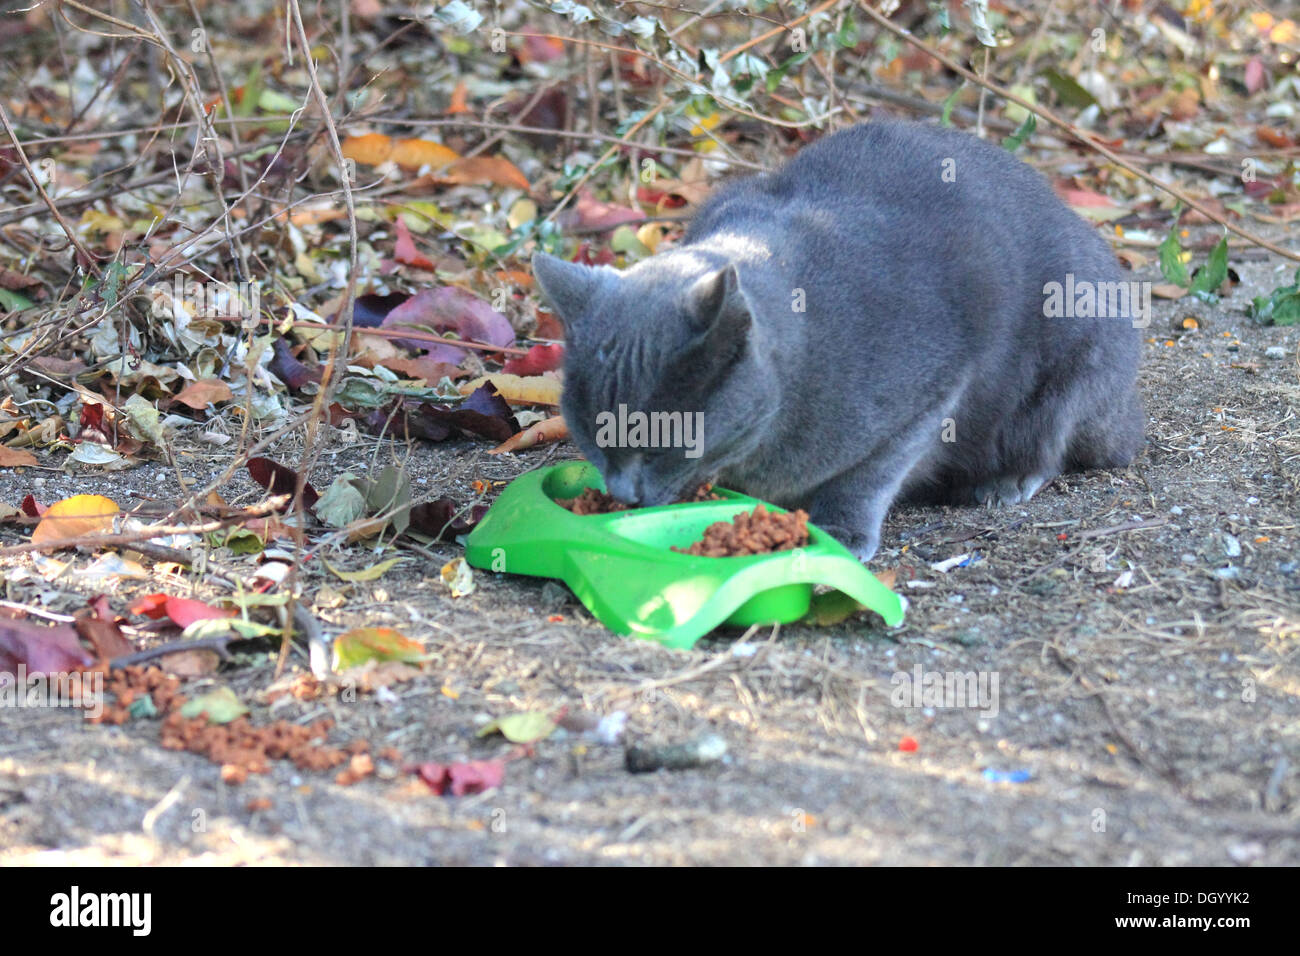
[1,254,1297,866]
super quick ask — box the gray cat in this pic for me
[532,121,1144,561]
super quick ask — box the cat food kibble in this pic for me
[556,487,631,514]
[557,483,722,514]
[673,505,810,557]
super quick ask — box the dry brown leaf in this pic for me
[173,378,234,409]
[440,155,530,190]
[0,447,38,468]
[489,415,568,454]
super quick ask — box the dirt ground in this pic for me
[1,252,1298,866]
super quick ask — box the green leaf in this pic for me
[333,626,426,670]
[766,51,809,92]
[1249,268,1300,326]
[940,84,963,127]
[315,474,367,528]
[180,687,249,725]
[128,695,158,720]
[1188,236,1229,301]
[477,711,557,744]
[223,527,265,554]
[363,465,411,537]
[1001,113,1036,152]
[803,589,865,627]
[1158,228,1191,287]
[836,10,859,48]
[0,288,34,311]
[1041,68,1098,109]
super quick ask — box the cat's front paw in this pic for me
[814,522,879,563]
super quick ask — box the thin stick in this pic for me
[0,100,103,277]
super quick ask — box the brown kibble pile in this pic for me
[672,505,810,557]
[555,487,630,514]
[87,665,185,725]
[86,665,398,786]
[556,483,723,514]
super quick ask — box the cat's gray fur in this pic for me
[533,121,1144,560]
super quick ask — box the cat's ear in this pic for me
[532,252,603,327]
[687,264,750,338]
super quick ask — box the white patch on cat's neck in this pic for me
[699,232,772,263]
[643,234,772,278]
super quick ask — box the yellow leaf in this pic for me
[342,134,460,171]
[459,374,561,406]
[31,494,120,549]
[322,555,406,582]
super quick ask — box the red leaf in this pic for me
[127,594,234,628]
[1245,56,1266,94]
[20,494,44,517]
[564,191,644,232]
[393,217,436,270]
[413,759,505,796]
[381,287,517,364]
[160,597,236,629]
[126,593,169,618]
[449,759,506,795]
[0,619,93,674]
[502,343,565,376]
[247,457,320,509]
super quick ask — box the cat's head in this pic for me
[533,250,774,505]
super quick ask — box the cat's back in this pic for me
[687,121,1088,253]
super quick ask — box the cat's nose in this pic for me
[606,472,641,505]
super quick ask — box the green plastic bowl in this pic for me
[464,461,905,650]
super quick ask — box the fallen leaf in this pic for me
[333,626,426,670]
[173,379,234,410]
[459,373,562,406]
[0,447,37,467]
[440,557,475,597]
[438,155,530,190]
[489,415,568,454]
[414,758,505,796]
[380,357,467,383]
[380,286,516,362]
[341,134,459,171]
[0,618,94,674]
[393,216,436,270]
[407,498,487,541]
[127,594,235,628]
[180,686,249,724]
[322,555,405,582]
[502,343,565,377]
[247,457,320,509]
[31,494,120,549]
[477,711,557,744]
[402,383,519,443]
